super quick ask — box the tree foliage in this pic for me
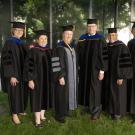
[12,0,131,40]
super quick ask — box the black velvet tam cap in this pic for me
[34,30,49,37]
[10,21,26,29]
[108,28,117,33]
[62,25,74,32]
[87,18,97,24]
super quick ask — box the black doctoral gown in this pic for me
[77,33,108,113]
[127,38,135,114]
[106,40,133,116]
[1,37,28,114]
[52,41,77,120]
[24,45,52,112]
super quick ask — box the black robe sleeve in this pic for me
[117,44,133,79]
[1,42,18,78]
[51,47,66,81]
[98,38,108,72]
[76,39,84,74]
[23,49,36,81]
[76,38,86,67]
[127,40,133,53]
[127,40,135,71]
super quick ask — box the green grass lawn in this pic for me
[0,91,135,135]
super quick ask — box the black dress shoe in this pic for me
[91,106,102,121]
[91,111,101,121]
[35,123,43,129]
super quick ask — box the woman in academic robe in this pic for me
[1,21,28,124]
[52,25,78,123]
[24,30,52,128]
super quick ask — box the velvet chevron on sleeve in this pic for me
[118,46,133,79]
[1,37,28,113]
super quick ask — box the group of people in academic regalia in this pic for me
[1,22,53,128]
[1,18,135,128]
